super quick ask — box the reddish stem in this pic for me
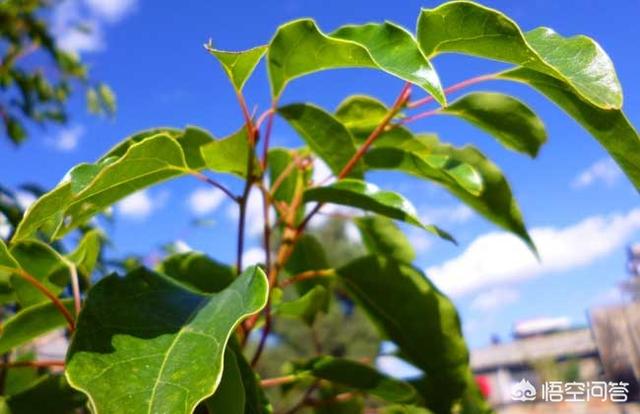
[0,360,65,369]
[15,269,75,331]
[407,72,498,109]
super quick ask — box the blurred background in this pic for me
[1,0,639,412]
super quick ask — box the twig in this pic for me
[279,269,335,289]
[407,72,499,109]
[399,107,441,125]
[260,374,298,388]
[68,262,82,316]
[0,360,65,369]
[191,172,238,202]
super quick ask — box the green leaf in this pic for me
[285,234,331,312]
[275,285,329,326]
[268,19,444,105]
[302,356,416,403]
[231,342,273,414]
[417,1,622,109]
[207,44,268,91]
[331,22,445,105]
[380,405,434,414]
[0,299,74,354]
[67,229,103,280]
[1,375,86,414]
[13,129,213,242]
[204,350,245,414]
[3,352,40,397]
[303,179,455,243]
[335,95,390,141]
[355,216,415,263]
[65,266,268,414]
[337,256,471,412]
[7,240,71,307]
[441,92,547,157]
[97,83,116,115]
[201,127,257,178]
[278,104,363,179]
[158,251,235,293]
[499,68,640,192]
[364,136,534,252]
[0,239,18,301]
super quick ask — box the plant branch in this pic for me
[279,269,335,289]
[191,172,238,202]
[68,262,82,316]
[260,374,298,388]
[0,360,65,369]
[0,266,75,332]
[407,72,499,109]
[399,107,441,125]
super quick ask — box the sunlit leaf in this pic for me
[275,285,329,326]
[67,229,103,280]
[355,216,415,263]
[417,0,622,109]
[303,179,455,243]
[268,19,444,104]
[335,95,390,141]
[201,127,258,178]
[207,44,268,91]
[66,266,268,414]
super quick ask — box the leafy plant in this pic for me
[0,0,115,145]
[1,1,639,413]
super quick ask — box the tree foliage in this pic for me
[1,1,639,413]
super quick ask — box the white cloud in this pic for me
[428,208,640,296]
[15,191,36,210]
[0,213,11,239]
[572,158,622,189]
[242,247,265,267]
[48,125,84,152]
[470,287,520,311]
[408,229,433,254]
[85,0,137,21]
[421,204,474,225]
[53,0,137,53]
[188,188,225,215]
[312,158,333,185]
[173,240,193,254]
[376,356,422,379]
[117,190,168,220]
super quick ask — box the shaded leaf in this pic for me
[278,104,363,179]
[207,45,268,91]
[355,216,415,263]
[285,234,331,312]
[441,92,547,157]
[499,68,640,192]
[158,251,235,293]
[302,356,416,403]
[303,179,454,243]
[204,350,245,414]
[337,256,471,412]
[268,19,444,104]
[1,375,86,414]
[0,299,74,354]
[65,266,268,414]
[364,136,534,252]
[417,1,622,109]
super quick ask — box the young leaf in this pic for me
[268,19,445,105]
[417,1,622,109]
[201,127,259,178]
[67,229,103,280]
[337,256,471,412]
[0,299,75,354]
[207,45,268,91]
[303,179,455,243]
[441,92,547,157]
[275,285,329,326]
[66,266,268,414]
[278,103,363,179]
[14,130,212,241]
[364,136,534,252]
[158,251,235,293]
[301,356,416,403]
[355,216,415,263]
[499,68,640,192]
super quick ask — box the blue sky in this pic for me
[1,0,639,349]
